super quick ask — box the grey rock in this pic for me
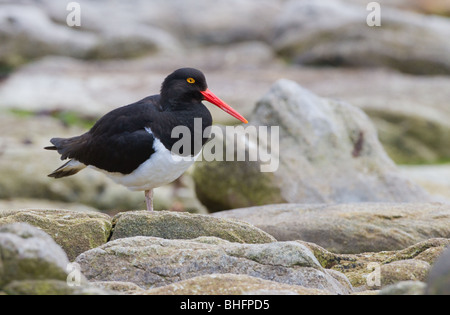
[273,0,450,75]
[0,2,181,69]
[110,210,276,244]
[194,80,431,211]
[0,209,112,261]
[141,273,332,295]
[75,236,352,294]
[0,4,97,69]
[301,68,450,165]
[212,203,450,253]
[378,281,426,296]
[0,223,70,288]
[426,246,450,295]
[41,0,280,46]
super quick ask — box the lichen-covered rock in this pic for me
[213,203,450,253]
[298,238,449,290]
[110,210,275,244]
[380,260,430,286]
[76,236,352,295]
[141,274,331,295]
[426,246,450,295]
[0,223,70,288]
[0,209,112,261]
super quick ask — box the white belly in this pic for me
[90,136,200,191]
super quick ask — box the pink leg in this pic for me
[145,189,154,211]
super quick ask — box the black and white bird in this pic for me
[45,68,248,211]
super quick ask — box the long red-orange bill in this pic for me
[201,89,248,124]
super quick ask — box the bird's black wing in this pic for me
[49,96,163,174]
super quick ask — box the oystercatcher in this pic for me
[45,68,248,211]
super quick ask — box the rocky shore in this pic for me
[0,206,449,295]
[1,0,450,295]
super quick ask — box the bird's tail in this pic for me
[45,136,87,160]
[47,159,86,178]
[45,135,88,178]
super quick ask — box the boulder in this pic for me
[0,2,180,71]
[110,210,276,244]
[0,4,97,70]
[193,80,432,211]
[0,223,70,288]
[426,246,450,295]
[272,0,450,75]
[212,203,450,253]
[303,68,450,165]
[75,236,352,295]
[141,274,331,295]
[0,209,112,261]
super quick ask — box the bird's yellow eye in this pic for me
[187,78,196,84]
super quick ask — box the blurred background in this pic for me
[0,0,449,215]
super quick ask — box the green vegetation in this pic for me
[7,108,97,129]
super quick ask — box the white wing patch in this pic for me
[145,127,153,135]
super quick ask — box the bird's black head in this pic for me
[160,68,248,123]
[160,68,208,107]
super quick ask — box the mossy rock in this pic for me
[110,210,276,244]
[192,159,284,213]
[0,209,112,261]
[2,280,111,295]
[0,223,70,288]
[365,108,450,164]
